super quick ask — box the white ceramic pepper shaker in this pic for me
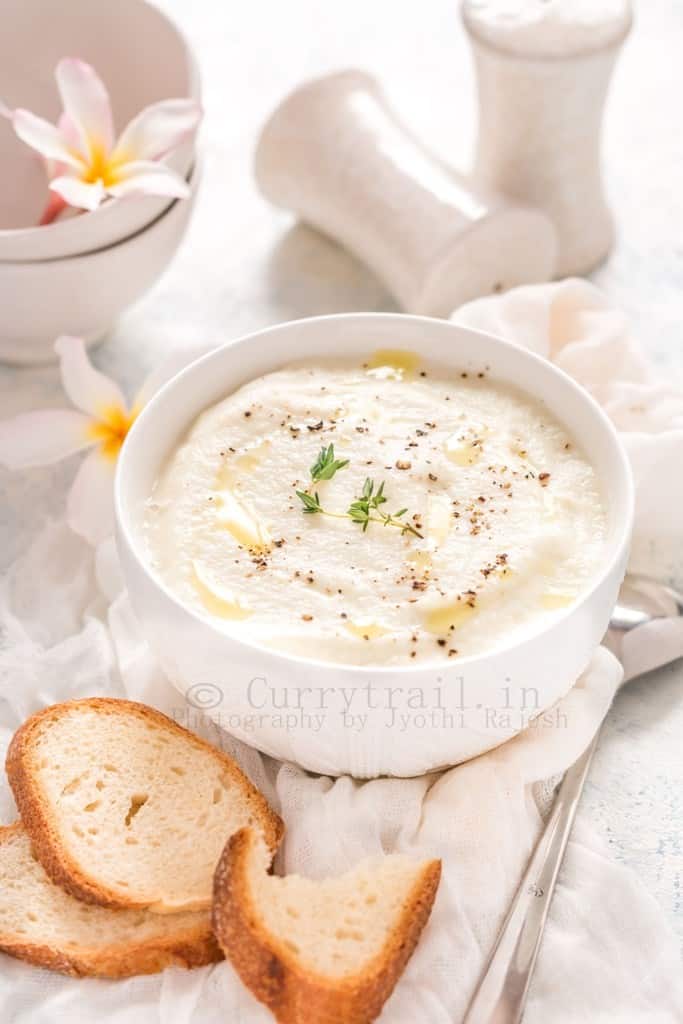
[255,71,556,316]
[462,0,633,277]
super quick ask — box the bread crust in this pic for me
[6,698,284,912]
[212,828,441,1024]
[0,823,223,979]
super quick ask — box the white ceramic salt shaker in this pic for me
[255,71,556,316]
[462,0,633,277]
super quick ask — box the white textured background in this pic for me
[0,1,681,939]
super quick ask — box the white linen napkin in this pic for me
[0,279,682,1023]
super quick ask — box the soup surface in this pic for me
[144,352,607,665]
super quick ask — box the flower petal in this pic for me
[56,57,114,159]
[0,99,12,119]
[55,336,127,418]
[38,191,68,226]
[45,112,83,179]
[112,99,201,162]
[106,160,190,200]
[67,448,116,545]
[0,409,93,469]
[12,109,83,168]
[49,175,106,211]
[58,110,83,151]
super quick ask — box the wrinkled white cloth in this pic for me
[0,279,682,1023]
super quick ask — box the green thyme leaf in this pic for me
[310,444,350,484]
[296,490,323,513]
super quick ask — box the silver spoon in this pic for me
[463,573,683,1024]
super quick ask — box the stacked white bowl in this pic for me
[0,0,201,365]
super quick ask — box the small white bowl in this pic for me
[0,160,200,365]
[0,0,199,262]
[115,313,634,778]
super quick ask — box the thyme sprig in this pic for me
[297,490,325,514]
[347,478,421,537]
[295,448,423,539]
[309,444,349,483]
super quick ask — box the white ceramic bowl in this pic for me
[115,314,634,778]
[0,0,199,261]
[0,160,200,365]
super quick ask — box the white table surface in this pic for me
[0,0,681,942]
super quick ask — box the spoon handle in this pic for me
[463,734,598,1024]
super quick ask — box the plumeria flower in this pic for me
[0,337,197,545]
[6,58,200,222]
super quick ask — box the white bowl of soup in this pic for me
[115,314,633,777]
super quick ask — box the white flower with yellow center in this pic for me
[8,58,201,221]
[0,337,196,544]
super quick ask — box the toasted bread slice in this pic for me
[212,828,441,1024]
[6,698,283,913]
[0,823,222,978]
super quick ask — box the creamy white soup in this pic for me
[144,351,607,666]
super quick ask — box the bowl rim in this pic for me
[0,158,201,266]
[115,311,635,677]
